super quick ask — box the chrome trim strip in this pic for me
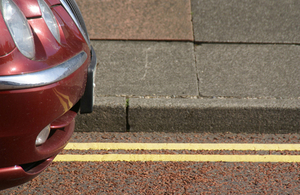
[0,51,87,90]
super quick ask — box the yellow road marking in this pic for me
[54,154,300,162]
[60,143,300,162]
[65,143,300,151]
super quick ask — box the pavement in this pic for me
[75,0,300,133]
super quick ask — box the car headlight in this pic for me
[60,0,91,48]
[0,0,35,59]
[38,0,60,44]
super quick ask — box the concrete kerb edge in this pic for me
[76,97,300,133]
[75,96,127,132]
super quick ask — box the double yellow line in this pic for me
[54,143,300,162]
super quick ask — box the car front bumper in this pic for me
[0,47,96,190]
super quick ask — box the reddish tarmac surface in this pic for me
[3,132,300,194]
[76,0,193,41]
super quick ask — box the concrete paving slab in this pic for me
[75,97,126,132]
[92,41,198,96]
[129,98,300,133]
[74,1,300,133]
[77,0,193,41]
[195,44,300,98]
[192,0,300,43]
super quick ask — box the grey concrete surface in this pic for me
[92,41,198,96]
[129,98,300,133]
[76,40,300,133]
[192,0,300,43]
[74,1,300,133]
[76,97,126,132]
[196,44,300,98]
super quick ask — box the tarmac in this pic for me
[75,0,300,133]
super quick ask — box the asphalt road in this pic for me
[3,132,300,194]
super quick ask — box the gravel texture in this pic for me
[4,162,300,194]
[3,132,300,194]
[70,132,300,143]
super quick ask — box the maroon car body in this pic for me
[0,0,96,190]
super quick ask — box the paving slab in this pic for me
[92,41,198,96]
[192,0,300,43]
[129,98,300,133]
[195,44,300,98]
[75,97,126,132]
[75,1,300,133]
[77,0,193,41]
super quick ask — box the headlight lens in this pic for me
[1,0,35,59]
[38,0,60,44]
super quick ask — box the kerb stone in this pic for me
[129,98,300,133]
[75,97,126,132]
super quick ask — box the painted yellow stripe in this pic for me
[54,154,300,162]
[65,143,300,151]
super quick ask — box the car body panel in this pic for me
[0,15,15,56]
[0,0,97,190]
[47,0,61,6]
[14,0,42,18]
[0,156,55,190]
[0,56,88,168]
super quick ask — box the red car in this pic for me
[0,0,96,190]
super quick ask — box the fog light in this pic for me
[35,125,50,146]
